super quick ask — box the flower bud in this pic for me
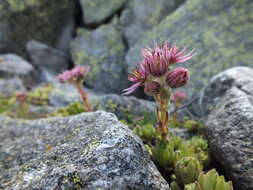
[166,67,189,88]
[16,92,27,103]
[144,81,161,96]
[171,91,186,104]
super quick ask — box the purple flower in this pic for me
[123,42,194,95]
[122,62,147,95]
[141,42,194,77]
[166,67,189,88]
[142,43,170,77]
[144,81,161,96]
[58,66,89,84]
[166,44,195,64]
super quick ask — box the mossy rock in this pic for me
[0,0,75,56]
[119,0,185,46]
[80,0,127,25]
[71,22,127,94]
[126,0,253,97]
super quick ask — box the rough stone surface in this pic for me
[71,23,127,94]
[0,111,170,190]
[199,67,253,116]
[0,54,36,87]
[0,0,75,56]
[0,77,26,95]
[119,0,184,46]
[49,83,156,120]
[98,94,155,120]
[80,0,127,25]
[26,40,69,82]
[126,0,253,97]
[204,67,253,190]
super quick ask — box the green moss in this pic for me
[183,119,204,132]
[49,102,86,117]
[27,84,54,105]
[0,95,16,115]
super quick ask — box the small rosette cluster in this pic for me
[58,66,89,84]
[185,169,233,190]
[123,42,194,96]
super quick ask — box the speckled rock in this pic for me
[26,40,69,82]
[98,94,155,120]
[119,0,184,46]
[0,77,26,95]
[0,54,36,87]
[203,67,253,190]
[198,67,253,116]
[0,111,170,190]
[49,83,156,120]
[80,0,127,25]
[71,23,127,94]
[126,0,253,97]
[0,0,75,56]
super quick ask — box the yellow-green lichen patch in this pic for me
[127,0,253,97]
[71,24,126,92]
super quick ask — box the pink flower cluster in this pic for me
[58,66,89,84]
[171,91,186,104]
[123,42,194,95]
[16,92,27,103]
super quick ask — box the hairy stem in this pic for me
[155,89,170,141]
[75,82,92,112]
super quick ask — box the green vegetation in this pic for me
[49,102,86,117]
[185,169,233,190]
[125,110,233,189]
[0,84,54,119]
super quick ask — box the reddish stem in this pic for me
[75,82,92,112]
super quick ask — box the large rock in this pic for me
[98,94,155,120]
[119,0,184,46]
[199,67,253,115]
[0,111,170,190]
[0,77,26,95]
[49,83,156,120]
[71,22,127,94]
[126,0,253,97]
[203,67,253,190]
[80,0,127,25]
[0,54,36,88]
[26,40,69,82]
[0,0,75,56]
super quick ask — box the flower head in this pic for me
[171,91,186,104]
[122,62,147,95]
[166,67,189,88]
[58,66,89,84]
[123,42,194,95]
[142,42,194,77]
[142,43,170,77]
[166,44,195,64]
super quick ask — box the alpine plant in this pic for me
[58,66,92,111]
[123,42,195,141]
